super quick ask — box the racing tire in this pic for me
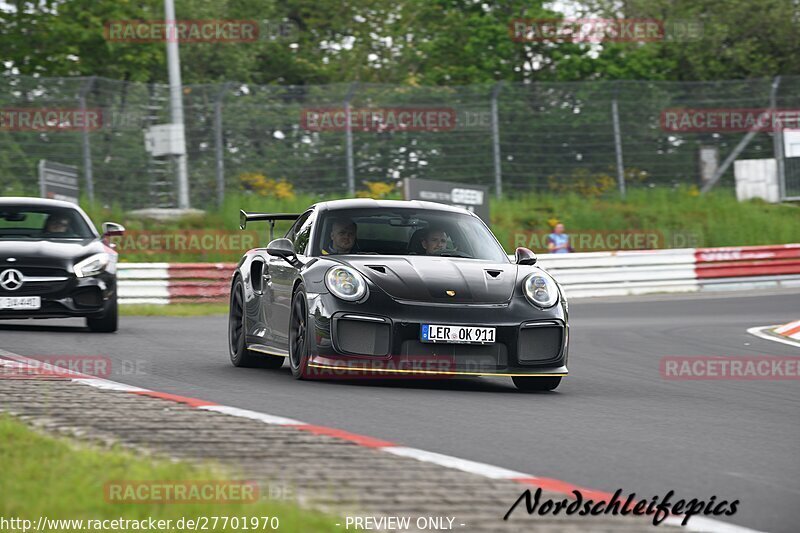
[228,277,283,369]
[288,284,312,379]
[512,376,561,392]
[86,296,118,333]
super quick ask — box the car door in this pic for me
[244,253,271,345]
[265,210,315,349]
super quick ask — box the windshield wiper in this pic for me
[437,251,473,258]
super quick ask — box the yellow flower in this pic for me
[238,173,295,200]
[357,181,395,199]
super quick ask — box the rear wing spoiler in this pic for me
[239,210,301,240]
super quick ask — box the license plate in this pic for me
[0,296,41,310]
[421,324,496,344]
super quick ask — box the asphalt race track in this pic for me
[2,289,798,532]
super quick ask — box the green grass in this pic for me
[80,188,800,262]
[0,414,338,532]
[491,187,800,251]
[82,194,320,263]
[120,303,229,317]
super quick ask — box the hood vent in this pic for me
[366,265,387,274]
[485,269,502,278]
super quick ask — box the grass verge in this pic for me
[80,188,800,262]
[0,413,338,532]
[119,303,229,317]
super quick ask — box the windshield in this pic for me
[314,208,509,262]
[0,206,95,240]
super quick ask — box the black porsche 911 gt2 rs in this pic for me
[228,199,568,391]
[0,197,124,332]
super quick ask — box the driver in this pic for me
[322,218,358,255]
[421,227,448,255]
[44,214,71,235]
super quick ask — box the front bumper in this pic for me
[0,272,116,320]
[305,290,569,377]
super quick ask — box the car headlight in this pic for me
[325,265,367,301]
[523,271,559,308]
[74,253,110,278]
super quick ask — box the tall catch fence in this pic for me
[1,75,799,209]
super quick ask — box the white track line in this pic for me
[747,326,800,349]
[383,447,530,479]
[0,349,764,533]
[664,516,766,533]
[72,378,149,392]
[198,405,304,425]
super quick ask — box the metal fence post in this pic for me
[344,83,358,197]
[165,0,190,208]
[611,85,626,197]
[38,159,45,198]
[490,82,503,198]
[214,82,233,208]
[79,76,97,203]
[771,76,786,201]
[701,78,781,194]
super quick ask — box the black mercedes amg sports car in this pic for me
[228,199,568,391]
[0,197,124,332]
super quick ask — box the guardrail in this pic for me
[117,244,800,304]
[118,263,234,305]
[536,244,800,298]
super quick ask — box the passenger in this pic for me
[322,218,358,254]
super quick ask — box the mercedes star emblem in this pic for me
[0,269,24,291]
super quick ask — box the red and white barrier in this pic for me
[534,243,800,299]
[118,244,800,304]
[536,248,699,298]
[118,263,235,305]
[774,320,800,341]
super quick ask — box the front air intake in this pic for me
[518,323,564,364]
[333,316,391,356]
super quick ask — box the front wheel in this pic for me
[512,376,561,392]
[288,284,312,379]
[86,296,118,333]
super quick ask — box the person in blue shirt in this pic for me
[547,223,571,254]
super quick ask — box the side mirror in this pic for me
[102,222,125,237]
[267,238,300,266]
[515,247,537,265]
